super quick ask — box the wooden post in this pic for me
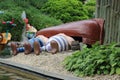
[95,0,120,44]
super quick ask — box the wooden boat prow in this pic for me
[36,18,105,45]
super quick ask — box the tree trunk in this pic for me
[95,0,120,44]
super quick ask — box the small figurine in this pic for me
[0,18,16,51]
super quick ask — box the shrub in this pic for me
[62,43,120,77]
[41,0,89,23]
[0,48,11,56]
[84,0,96,18]
[0,0,62,41]
[29,0,48,9]
[25,7,62,30]
[14,0,48,9]
[13,0,30,8]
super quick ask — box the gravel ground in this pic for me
[4,51,120,80]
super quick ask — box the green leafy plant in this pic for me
[84,0,96,18]
[41,0,89,23]
[29,0,48,9]
[62,42,120,77]
[0,48,11,56]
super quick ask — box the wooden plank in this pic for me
[96,0,100,17]
[99,0,101,17]
[112,0,116,42]
[107,0,112,44]
[106,0,112,43]
[117,0,120,42]
[104,0,108,44]
[114,0,119,42]
[110,0,115,43]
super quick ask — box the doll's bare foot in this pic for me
[11,42,18,56]
[24,43,32,55]
[50,40,59,54]
[34,41,41,55]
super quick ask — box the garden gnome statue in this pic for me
[25,24,37,39]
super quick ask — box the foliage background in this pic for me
[0,0,62,41]
[41,0,89,23]
[0,0,95,41]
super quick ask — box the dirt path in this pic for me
[4,51,120,80]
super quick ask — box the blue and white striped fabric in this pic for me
[47,35,69,52]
